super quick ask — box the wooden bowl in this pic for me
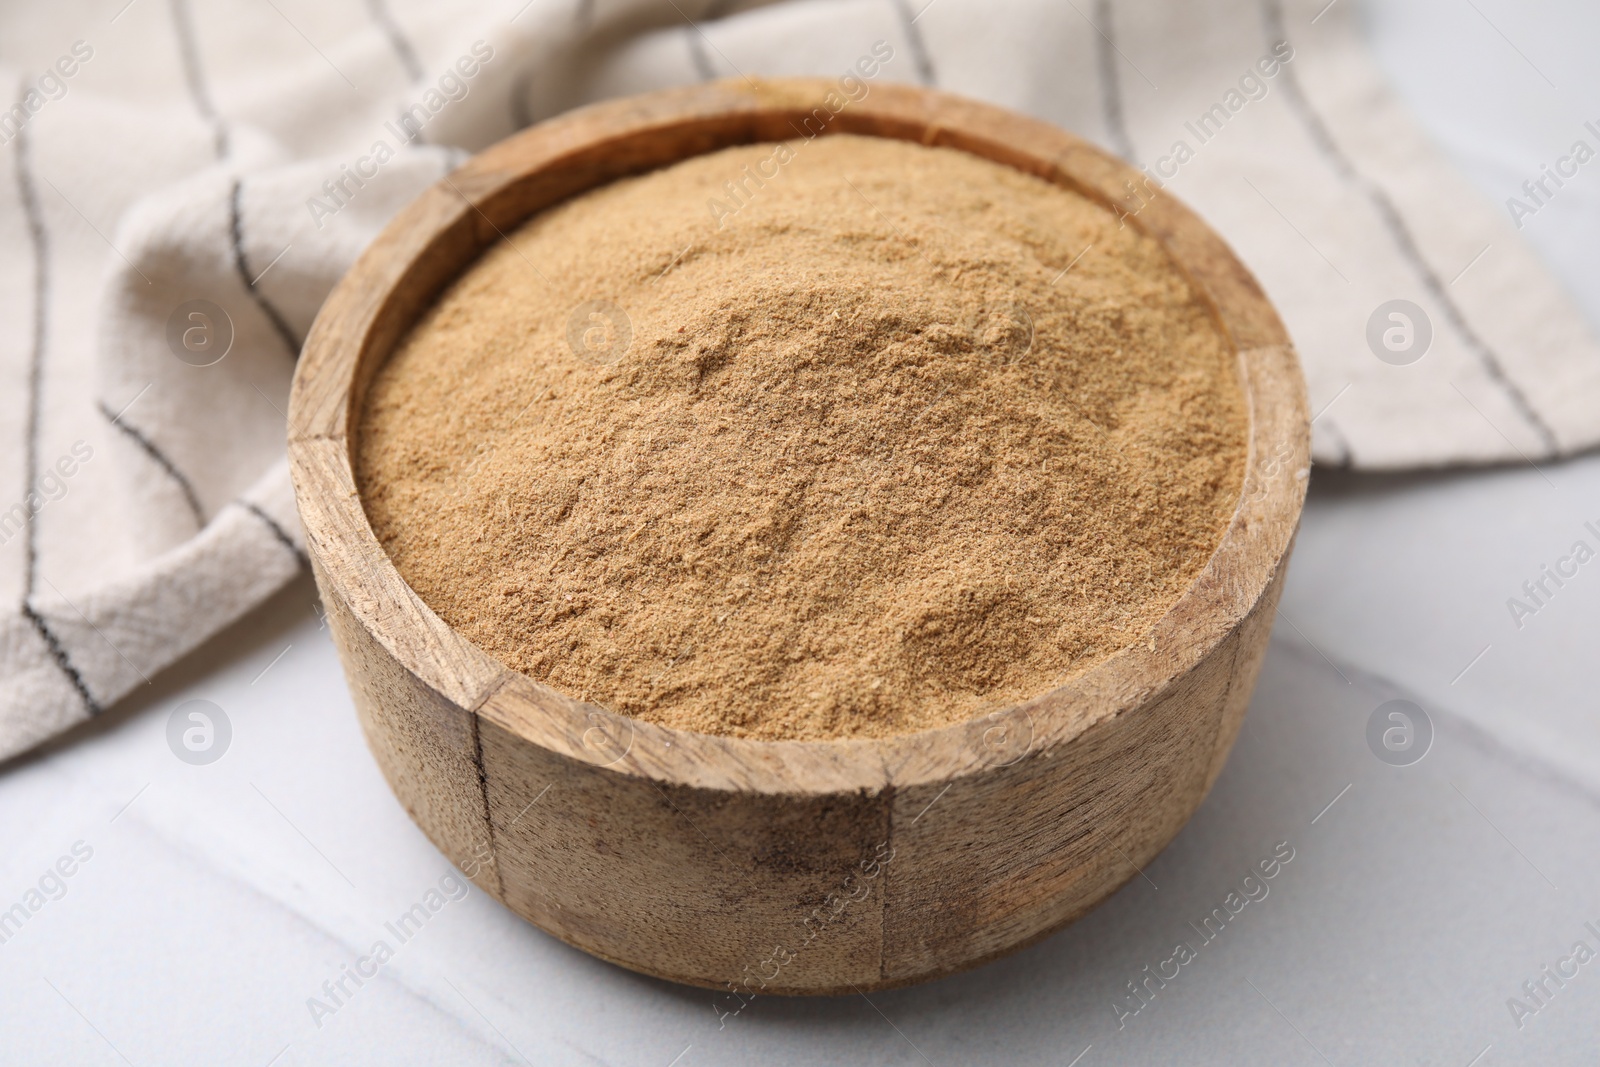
[288,77,1308,996]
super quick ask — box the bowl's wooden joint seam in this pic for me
[879,781,894,983]
[466,672,515,899]
[466,709,504,898]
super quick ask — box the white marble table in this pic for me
[5,1,1600,1063]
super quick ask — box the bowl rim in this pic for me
[288,76,1309,798]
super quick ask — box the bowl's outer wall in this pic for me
[289,78,1309,995]
[316,550,1286,995]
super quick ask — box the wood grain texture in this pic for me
[287,78,1310,995]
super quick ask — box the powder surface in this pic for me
[357,134,1248,742]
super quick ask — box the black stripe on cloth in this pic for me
[98,401,207,529]
[681,0,741,83]
[510,69,535,132]
[1262,0,1560,454]
[516,0,644,128]
[684,26,718,81]
[399,105,430,145]
[14,106,99,717]
[890,0,937,87]
[1320,416,1354,468]
[229,180,301,357]
[1093,0,1137,162]
[170,0,229,159]
[22,603,102,715]
[14,88,47,599]
[238,500,309,569]
[678,0,745,85]
[364,0,424,82]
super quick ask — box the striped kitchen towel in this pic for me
[3,0,1598,760]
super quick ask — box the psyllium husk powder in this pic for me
[356,134,1248,741]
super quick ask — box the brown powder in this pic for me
[357,134,1247,742]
